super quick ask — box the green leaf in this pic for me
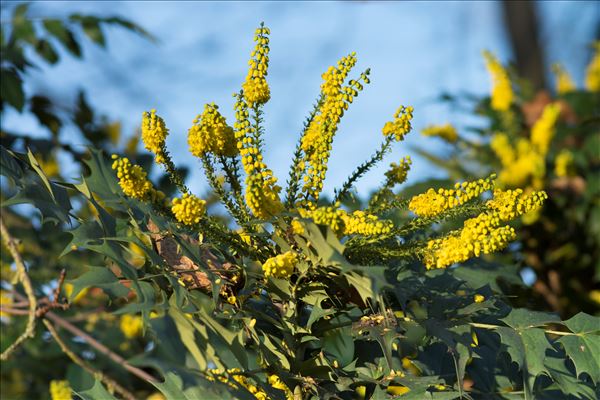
[558,313,600,384]
[35,39,59,64]
[1,68,25,111]
[73,16,106,47]
[73,380,116,400]
[68,368,116,400]
[500,308,560,330]
[11,3,36,45]
[323,325,355,367]
[67,266,129,300]
[43,19,82,57]
[169,307,208,370]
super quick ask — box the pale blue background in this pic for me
[2,1,598,197]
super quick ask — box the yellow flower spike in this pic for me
[341,210,393,236]
[385,156,412,186]
[49,380,72,400]
[242,25,271,106]
[490,133,515,167]
[531,103,561,156]
[111,155,153,200]
[141,109,169,164]
[421,123,458,143]
[262,251,298,279]
[483,51,513,112]
[555,150,575,177]
[268,375,294,400]
[120,314,143,339]
[474,294,485,303]
[409,175,496,217]
[290,218,306,235]
[382,105,414,142]
[171,193,206,226]
[188,103,237,157]
[551,63,576,94]
[585,42,600,92]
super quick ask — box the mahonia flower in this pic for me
[50,380,72,400]
[492,138,545,189]
[208,369,268,399]
[554,150,574,177]
[551,64,576,94]
[408,175,496,217]
[171,193,206,226]
[299,53,366,205]
[188,103,238,157]
[262,251,298,279]
[299,205,346,235]
[382,105,414,142]
[120,314,143,338]
[490,133,515,167]
[0,290,12,320]
[268,375,294,400]
[421,123,458,142]
[234,93,283,219]
[111,155,152,200]
[242,25,271,106]
[290,219,305,235]
[385,156,412,186]
[585,42,600,92]
[483,51,513,112]
[342,210,393,236]
[530,102,561,156]
[141,109,169,164]
[486,189,548,221]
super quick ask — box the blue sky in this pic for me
[3,1,598,197]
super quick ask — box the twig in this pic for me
[43,320,137,400]
[0,216,38,360]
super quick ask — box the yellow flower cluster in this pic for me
[491,135,545,188]
[262,251,298,279]
[554,150,574,177]
[171,193,206,226]
[268,375,294,400]
[483,51,513,112]
[141,109,169,164]
[188,103,238,157]
[111,155,152,200]
[408,175,496,218]
[342,210,393,236]
[531,103,561,156]
[551,64,576,94]
[585,42,600,92]
[421,123,458,142]
[385,156,412,186]
[120,314,143,338]
[207,369,292,400]
[424,189,547,269]
[299,53,364,204]
[299,205,346,235]
[234,94,283,219]
[50,380,72,400]
[290,219,305,235]
[382,105,414,142]
[0,290,12,320]
[242,26,271,106]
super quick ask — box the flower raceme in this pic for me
[49,380,72,400]
[242,25,271,106]
[385,156,412,186]
[483,51,513,112]
[530,102,561,156]
[421,123,458,143]
[262,251,298,279]
[111,155,152,200]
[382,105,414,142]
[188,103,238,157]
[141,109,169,164]
[585,41,600,92]
[551,64,576,94]
[171,193,206,226]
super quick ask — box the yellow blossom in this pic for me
[171,193,206,226]
[387,385,411,396]
[421,123,458,142]
[342,210,393,236]
[0,290,12,320]
[385,156,412,186]
[188,103,237,157]
[49,380,71,400]
[262,251,298,279]
[483,51,513,112]
[290,219,305,235]
[146,393,166,400]
[382,105,414,142]
[111,155,152,200]
[585,42,600,92]
[268,375,294,400]
[141,109,169,164]
[531,103,561,156]
[555,150,574,177]
[63,283,89,304]
[299,205,346,235]
[490,134,515,167]
[551,64,576,94]
[408,175,496,217]
[120,314,143,338]
[474,294,485,303]
[242,25,271,106]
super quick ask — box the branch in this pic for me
[0,216,38,360]
[43,320,137,400]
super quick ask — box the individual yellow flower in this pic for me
[146,393,166,400]
[49,380,71,400]
[408,175,496,217]
[385,156,411,186]
[590,290,600,305]
[483,51,513,112]
[242,25,271,106]
[474,294,485,303]
[585,42,600,92]
[531,103,561,156]
[554,150,574,177]
[111,155,152,200]
[234,93,283,219]
[120,314,143,338]
[171,193,206,226]
[421,123,458,142]
[262,251,298,279]
[382,105,414,142]
[141,109,169,164]
[551,64,576,94]
[188,103,237,157]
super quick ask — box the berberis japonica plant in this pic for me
[2,23,598,400]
